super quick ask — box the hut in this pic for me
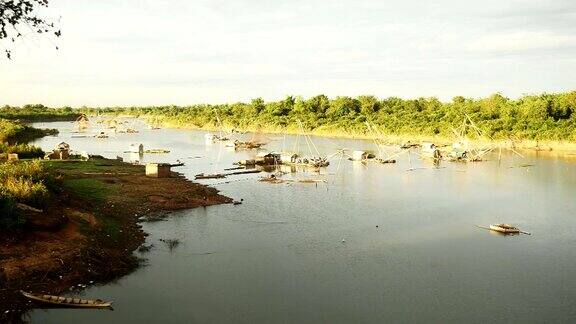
[145,163,172,178]
[45,142,70,160]
[74,114,89,132]
[7,153,19,161]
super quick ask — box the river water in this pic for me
[26,120,576,323]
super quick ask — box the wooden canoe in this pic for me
[489,223,520,234]
[21,291,113,308]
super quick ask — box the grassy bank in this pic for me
[0,118,57,145]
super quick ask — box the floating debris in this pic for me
[229,140,264,150]
[224,166,245,171]
[195,173,226,180]
[235,152,280,166]
[374,158,396,164]
[196,169,260,180]
[259,174,326,185]
[137,244,154,253]
[228,169,261,176]
[349,150,375,161]
[159,238,180,251]
[281,153,329,168]
[508,164,534,169]
[145,149,171,154]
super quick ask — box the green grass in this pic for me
[99,216,122,241]
[44,159,142,175]
[63,178,117,204]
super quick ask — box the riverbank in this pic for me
[136,117,576,154]
[0,158,231,320]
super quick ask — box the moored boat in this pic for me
[21,291,113,308]
[489,223,520,234]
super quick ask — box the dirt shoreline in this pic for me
[0,158,232,322]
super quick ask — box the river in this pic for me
[26,120,576,323]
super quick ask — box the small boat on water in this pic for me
[476,223,531,235]
[21,291,113,308]
[489,223,520,234]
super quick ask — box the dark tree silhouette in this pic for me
[0,0,60,59]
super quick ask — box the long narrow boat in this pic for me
[21,291,113,308]
[489,223,520,234]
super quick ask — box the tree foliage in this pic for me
[65,91,576,142]
[0,0,60,59]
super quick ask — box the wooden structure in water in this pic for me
[279,121,330,168]
[21,291,113,308]
[236,152,280,166]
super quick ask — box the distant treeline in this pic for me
[0,104,80,122]
[5,91,576,141]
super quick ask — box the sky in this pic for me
[0,0,575,107]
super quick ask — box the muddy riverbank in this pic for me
[0,158,231,321]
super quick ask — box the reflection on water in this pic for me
[28,120,576,323]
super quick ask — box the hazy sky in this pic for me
[1,0,575,106]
